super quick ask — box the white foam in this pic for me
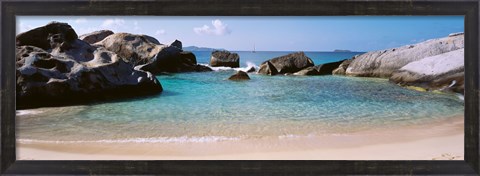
[456,94,464,101]
[18,136,241,144]
[16,110,43,116]
[200,61,259,72]
[278,133,316,139]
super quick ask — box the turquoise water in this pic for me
[16,52,464,143]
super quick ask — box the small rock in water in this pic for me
[228,71,250,81]
[246,66,256,73]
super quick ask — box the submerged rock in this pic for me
[228,71,250,80]
[210,50,240,68]
[16,22,163,109]
[294,59,345,76]
[258,52,314,75]
[390,49,464,93]
[246,66,256,73]
[79,30,114,44]
[341,34,464,78]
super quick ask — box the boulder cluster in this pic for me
[257,52,344,76]
[16,22,210,109]
[332,33,465,94]
[16,21,465,109]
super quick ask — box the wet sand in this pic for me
[17,115,463,160]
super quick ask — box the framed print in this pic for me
[1,0,479,175]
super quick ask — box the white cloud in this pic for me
[155,29,166,35]
[75,18,88,24]
[193,19,231,36]
[101,18,126,30]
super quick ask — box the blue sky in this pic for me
[17,16,463,52]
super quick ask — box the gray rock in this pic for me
[16,23,163,109]
[294,59,346,76]
[343,34,464,78]
[97,33,167,66]
[332,58,354,75]
[257,61,278,75]
[228,71,250,80]
[16,21,78,50]
[79,30,114,44]
[389,49,464,93]
[210,50,240,68]
[258,52,314,75]
[138,51,212,73]
[98,33,210,73]
[246,66,256,73]
[170,39,182,49]
[293,66,320,76]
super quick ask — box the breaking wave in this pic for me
[200,61,259,72]
[18,136,241,144]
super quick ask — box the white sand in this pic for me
[17,116,464,160]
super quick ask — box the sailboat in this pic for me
[252,43,256,53]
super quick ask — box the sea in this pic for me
[16,51,465,143]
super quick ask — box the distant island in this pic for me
[183,46,225,51]
[333,49,352,52]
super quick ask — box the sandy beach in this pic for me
[17,115,464,160]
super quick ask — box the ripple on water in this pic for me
[16,72,464,142]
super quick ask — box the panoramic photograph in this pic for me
[15,16,464,160]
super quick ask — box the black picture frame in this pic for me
[1,0,479,175]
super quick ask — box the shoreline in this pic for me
[17,115,464,160]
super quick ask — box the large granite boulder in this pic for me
[228,71,250,81]
[210,50,240,68]
[16,21,78,50]
[258,52,314,75]
[79,30,114,44]
[389,49,464,93]
[340,33,464,78]
[294,59,346,76]
[16,23,163,109]
[97,33,210,73]
[96,33,166,65]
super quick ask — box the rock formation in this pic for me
[97,33,211,73]
[210,50,240,68]
[170,39,182,49]
[389,49,464,93]
[294,59,345,76]
[79,30,114,44]
[333,33,465,94]
[258,52,314,75]
[228,71,250,80]
[16,22,163,109]
[337,34,464,78]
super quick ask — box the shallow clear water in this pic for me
[16,52,464,143]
